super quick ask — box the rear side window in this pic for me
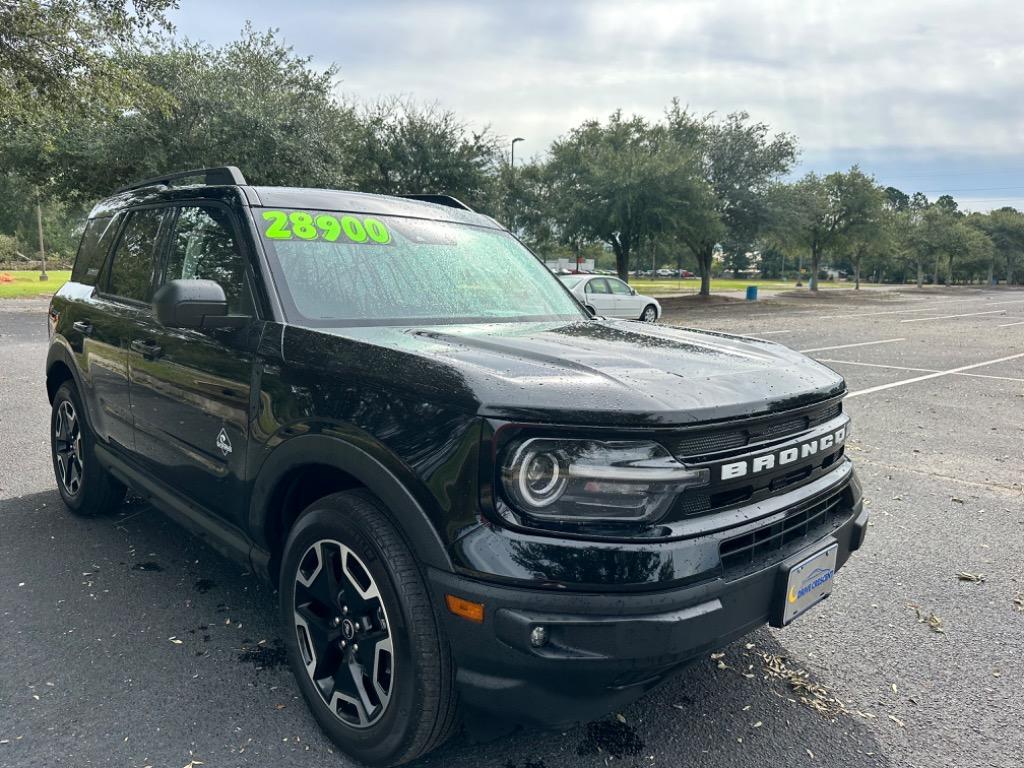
[164,205,248,313]
[71,215,120,286]
[106,208,164,302]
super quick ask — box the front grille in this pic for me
[665,400,842,459]
[719,489,847,578]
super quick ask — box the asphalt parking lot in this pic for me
[1,287,1022,768]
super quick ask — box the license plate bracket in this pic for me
[770,541,839,627]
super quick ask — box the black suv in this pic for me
[46,167,867,766]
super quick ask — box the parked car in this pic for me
[655,268,675,277]
[46,166,865,767]
[559,274,661,321]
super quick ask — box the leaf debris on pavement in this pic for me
[956,572,986,583]
[758,653,864,719]
[908,604,945,633]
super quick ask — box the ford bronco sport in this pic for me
[46,166,867,766]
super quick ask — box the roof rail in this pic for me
[113,166,247,194]
[401,194,474,212]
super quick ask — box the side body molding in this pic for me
[248,434,455,581]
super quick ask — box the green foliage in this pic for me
[0,232,24,263]
[544,110,709,280]
[27,27,359,201]
[769,167,883,291]
[665,104,796,295]
[0,0,175,113]
[973,207,1024,283]
[349,99,501,210]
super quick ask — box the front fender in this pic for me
[248,433,455,577]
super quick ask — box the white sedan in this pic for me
[559,274,661,321]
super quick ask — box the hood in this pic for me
[282,319,845,427]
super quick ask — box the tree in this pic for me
[545,110,709,281]
[975,207,1024,285]
[11,27,360,201]
[884,186,910,212]
[0,0,175,114]
[350,98,501,210]
[770,167,881,291]
[665,104,797,295]
[845,182,887,288]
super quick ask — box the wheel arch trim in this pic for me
[249,434,454,581]
[45,341,80,400]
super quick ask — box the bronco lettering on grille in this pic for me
[720,427,846,481]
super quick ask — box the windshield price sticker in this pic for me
[261,210,391,244]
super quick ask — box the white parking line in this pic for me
[799,338,904,354]
[818,358,1024,383]
[846,352,1024,398]
[900,310,1006,324]
[818,359,935,373]
[820,307,946,320]
[756,330,793,335]
[997,320,1024,328]
[973,299,1024,307]
[819,298,1024,320]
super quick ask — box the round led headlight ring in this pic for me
[517,449,568,508]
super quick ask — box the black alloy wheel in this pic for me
[280,491,459,766]
[53,399,84,496]
[50,381,125,516]
[293,539,395,727]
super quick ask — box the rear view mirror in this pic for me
[153,279,247,329]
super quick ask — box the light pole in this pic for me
[36,189,47,282]
[509,137,524,231]
[510,137,524,172]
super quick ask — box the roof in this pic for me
[88,182,501,230]
[250,187,497,227]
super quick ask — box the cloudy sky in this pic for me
[170,0,1024,211]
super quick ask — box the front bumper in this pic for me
[429,475,867,731]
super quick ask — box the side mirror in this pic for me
[629,287,637,295]
[153,279,247,329]
[583,304,597,318]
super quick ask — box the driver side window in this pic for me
[165,205,251,314]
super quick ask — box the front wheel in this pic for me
[280,491,459,766]
[641,304,658,322]
[50,381,125,516]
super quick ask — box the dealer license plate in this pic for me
[782,544,838,625]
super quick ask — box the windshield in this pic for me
[258,209,584,326]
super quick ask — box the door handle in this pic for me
[130,338,163,360]
[72,320,93,335]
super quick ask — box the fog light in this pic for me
[530,625,548,648]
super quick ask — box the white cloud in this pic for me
[170,0,1024,207]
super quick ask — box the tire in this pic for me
[641,304,658,322]
[50,381,126,516]
[280,490,459,767]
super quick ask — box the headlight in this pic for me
[501,438,709,523]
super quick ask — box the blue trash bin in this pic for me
[746,285,758,301]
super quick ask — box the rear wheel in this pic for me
[641,304,658,322]
[50,382,125,516]
[280,490,459,766]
